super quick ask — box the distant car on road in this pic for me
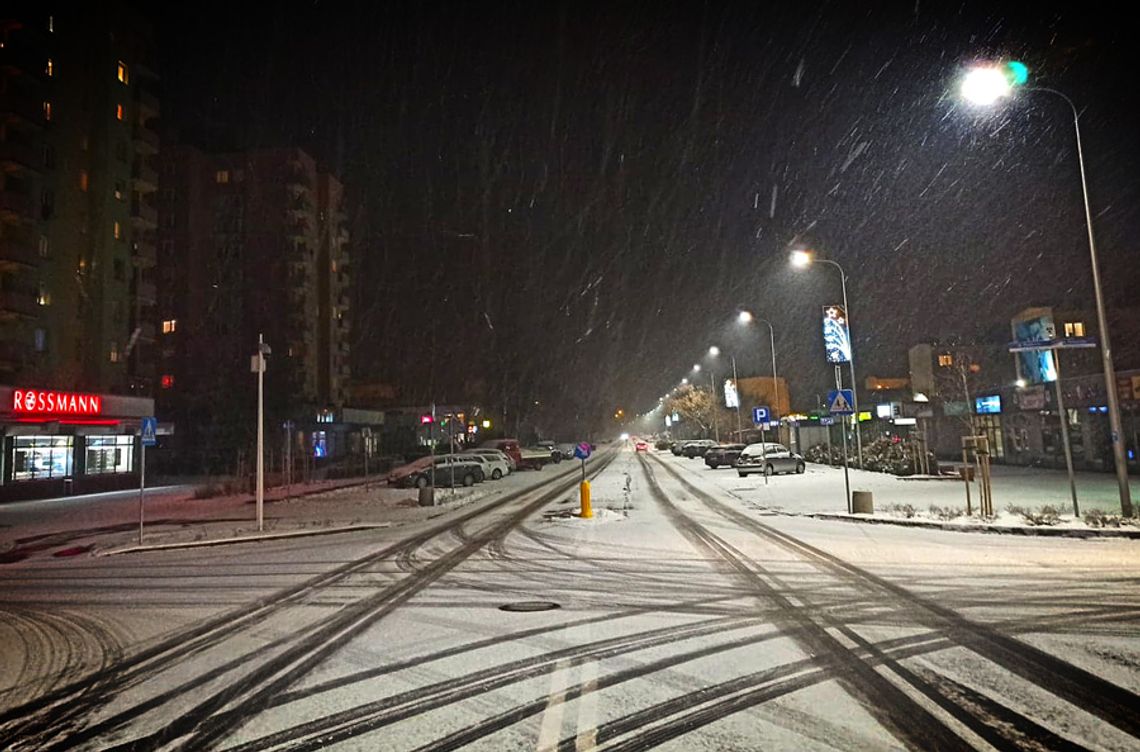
[735,443,805,477]
[704,444,746,469]
[682,439,719,459]
[635,440,649,453]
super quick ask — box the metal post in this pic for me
[285,423,292,502]
[962,444,972,516]
[731,355,742,439]
[1052,353,1080,517]
[759,423,769,487]
[710,369,719,442]
[836,365,851,513]
[256,333,265,532]
[138,442,145,545]
[838,269,864,469]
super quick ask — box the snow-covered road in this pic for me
[1,445,1137,750]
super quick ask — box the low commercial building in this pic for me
[0,384,153,501]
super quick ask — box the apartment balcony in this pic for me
[0,286,38,318]
[0,138,41,173]
[132,239,157,269]
[131,158,159,192]
[136,280,158,304]
[285,217,310,240]
[136,320,157,343]
[0,88,46,128]
[135,87,160,118]
[0,188,33,222]
[130,197,158,228]
[0,234,38,268]
[132,124,159,155]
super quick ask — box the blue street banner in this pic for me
[822,305,852,364]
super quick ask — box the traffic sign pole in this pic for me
[835,367,851,513]
[138,441,146,545]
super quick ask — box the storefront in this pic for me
[1,386,155,502]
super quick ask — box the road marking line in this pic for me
[536,658,574,752]
[575,659,599,750]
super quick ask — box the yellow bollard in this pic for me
[579,480,592,518]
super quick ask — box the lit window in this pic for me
[215,170,230,184]
[1064,321,1085,338]
[38,236,49,258]
[109,343,120,363]
[85,435,134,475]
[937,354,953,367]
[43,101,52,121]
[46,58,54,77]
[79,170,89,192]
[969,363,982,374]
[114,180,125,201]
[162,319,177,334]
[34,328,47,352]
[113,221,122,240]
[47,16,54,33]
[117,61,129,84]
[116,103,124,121]
[36,283,51,306]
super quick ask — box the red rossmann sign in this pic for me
[12,389,104,416]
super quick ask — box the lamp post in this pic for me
[791,250,864,469]
[710,345,743,438]
[693,363,718,441]
[738,310,781,435]
[252,334,271,532]
[961,63,1133,517]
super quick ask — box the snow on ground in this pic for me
[657,449,1138,528]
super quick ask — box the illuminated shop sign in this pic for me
[12,389,104,416]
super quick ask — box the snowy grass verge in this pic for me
[811,507,1140,538]
[96,523,393,556]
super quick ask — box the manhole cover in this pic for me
[498,601,561,613]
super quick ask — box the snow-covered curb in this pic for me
[96,523,392,556]
[810,512,1140,539]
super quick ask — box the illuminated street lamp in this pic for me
[737,310,781,430]
[960,61,1132,516]
[790,249,864,468]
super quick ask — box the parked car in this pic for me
[519,445,557,469]
[412,455,486,487]
[704,444,746,469]
[460,452,511,480]
[556,442,578,460]
[386,456,434,486]
[735,443,805,477]
[535,440,563,463]
[682,439,719,459]
[463,447,515,474]
[671,441,688,456]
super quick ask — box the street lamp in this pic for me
[790,249,864,468]
[737,310,781,429]
[960,62,1133,517]
[710,345,742,438]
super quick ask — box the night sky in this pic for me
[150,1,1139,430]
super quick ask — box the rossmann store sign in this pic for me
[0,385,155,501]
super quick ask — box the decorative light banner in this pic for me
[724,378,740,409]
[822,305,852,364]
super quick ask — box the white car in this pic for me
[461,449,512,479]
[735,443,805,477]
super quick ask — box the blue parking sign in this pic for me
[752,406,769,425]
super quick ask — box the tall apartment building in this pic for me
[0,8,159,393]
[157,145,351,470]
[0,9,159,499]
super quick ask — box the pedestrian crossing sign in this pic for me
[141,416,158,447]
[827,389,855,416]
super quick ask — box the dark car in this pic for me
[671,441,687,456]
[704,444,746,469]
[682,439,719,459]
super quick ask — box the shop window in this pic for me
[117,61,129,84]
[13,437,74,481]
[86,435,134,475]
